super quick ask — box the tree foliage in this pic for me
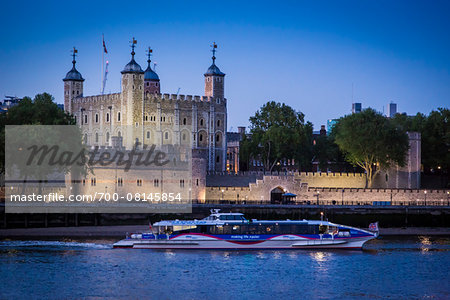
[0,93,76,173]
[242,101,313,171]
[332,108,409,187]
[392,108,449,173]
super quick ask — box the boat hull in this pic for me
[113,234,375,250]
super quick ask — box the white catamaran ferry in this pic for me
[113,210,379,250]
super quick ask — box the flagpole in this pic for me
[102,34,104,94]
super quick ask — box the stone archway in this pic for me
[270,187,284,204]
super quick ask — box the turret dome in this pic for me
[204,63,225,76]
[63,66,84,81]
[121,58,144,74]
[144,65,159,80]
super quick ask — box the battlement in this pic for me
[297,172,365,178]
[145,93,226,104]
[74,93,121,104]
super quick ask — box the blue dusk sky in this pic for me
[0,0,449,130]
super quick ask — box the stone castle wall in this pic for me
[204,174,449,205]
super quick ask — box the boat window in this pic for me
[318,224,328,234]
[173,225,197,232]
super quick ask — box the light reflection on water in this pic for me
[0,236,449,299]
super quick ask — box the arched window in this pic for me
[199,134,203,142]
[216,134,220,142]
[117,112,121,122]
[118,131,121,137]
[183,118,187,125]
[106,113,110,122]
[200,119,204,126]
[216,155,220,163]
[95,114,99,123]
[217,119,221,127]
[147,131,150,139]
[106,132,110,143]
[182,133,186,141]
[165,132,169,139]
[84,115,88,124]
[95,132,99,143]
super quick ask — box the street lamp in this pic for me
[320,211,324,221]
[424,190,427,206]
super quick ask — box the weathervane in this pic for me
[211,42,217,64]
[71,47,78,67]
[146,47,153,65]
[130,37,137,58]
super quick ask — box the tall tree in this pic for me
[245,101,313,171]
[391,108,449,174]
[1,93,80,176]
[332,108,409,187]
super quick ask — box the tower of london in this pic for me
[63,40,227,172]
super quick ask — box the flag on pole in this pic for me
[369,222,379,231]
[103,38,108,54]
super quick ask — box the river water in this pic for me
[0,236,449,299]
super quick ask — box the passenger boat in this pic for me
[113,209,378,250]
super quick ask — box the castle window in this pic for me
[117,112,121,122]
[216,134,220,142]
[147,131,150,139]
[200,119,204,126]
[217,120,221,127]
[95,132,99,143]
[216,156,220,163]
[147,82,149,86]
[118,131,121,137]
[77,91,79,95]
[106,132,110,143]
[145,115,148,121]
[72,91,75,94]
[82,179,85,186]
[154,179,159,187]
[106,113,110,122]
[91,178,96,186]
[199,134,203,142]
[135,122,139,128]
[165,132,169,140]
[133,85,135,89]
[182,133,186,141]
[216,98,220,104]
[137,179,142,186]
[95,114,99,123]
[183,118,187,125]
[180,179,185,188]
[196,179,199,186]
[84,115,88,124]
[117,178,123,187]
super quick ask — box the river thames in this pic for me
[1,236,449,299]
